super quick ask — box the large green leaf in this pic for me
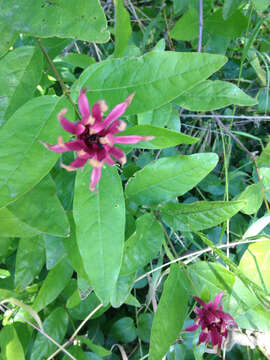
[205,9,248,38]
[125,154,218,205]
[237,182,264,215]
[7,175,69,237]
[0,325,25,360]
[15,236,45,290]
[75,52,227,115]
[33,257,73,312]
[137,103,179,131]
[118,125,198,149]
[160,200,246,231]
[114,0,132,57]
[0,96,73,209]
[149,265,188,360]
[73,164,125,305]
[0,0,109,43]
[0,46,43,126]
[110,273,136,308]
[30,307,68,360]
[223,0,242,19]
[174,80,257,111]
[252,0,269,12]
[120,213,164,275]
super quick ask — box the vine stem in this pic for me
[47,303,103,359]
[36,37,81,119]
[198,0,203,52]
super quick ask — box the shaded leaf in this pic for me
[0,25,17,58]
[114,0,132,57]
[0,325,25,360]
[237,182,264,215]
[170,7,198,41]
[109,317,137,343]
[110,273,136,308]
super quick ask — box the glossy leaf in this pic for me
[149,265,188,360]
[44,235,66,269]
[0,0,109,43]
[205,9,248,38]
[33,257,73,312]
[0,46,43,127]
[174,80,257,111]
[7,175,70,237]
[125,153,218,205]
[109,317,137,343]
[170,7,198,40]
[120,213,164,275]
[30,307,68,360]
[75,52,227,115]
[160,200,246,231]
[15,236,45,290]
[0,96,73,208]
[223,0,242,19]
[77,336,111,357]
[73,164,125,305]
[237,182,264,215]
[0,325,25,360]
[114,0,132,57]
[137,313,153,343]
[63,54,95,69]
[118,125,198,149]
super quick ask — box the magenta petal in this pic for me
[210,327,220,346]
[103,93,134,128]
[92,103,102,123]
[109,146,125,162]
[185,323,199,332]
[214,292,224,309]
[69,157,88,169]
[59,115,85,135]
[194,296,207,308]
[198,331,209,345]
[90,166,102,192]
[40,141,68,153]
[64,140,84,151]
[78,88,90,119]
[114,135,145,144]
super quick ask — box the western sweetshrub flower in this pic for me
[41,89,153,192]
[185,292,236,354]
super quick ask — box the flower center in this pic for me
[79,130,104,149]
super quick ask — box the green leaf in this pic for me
[0,46,43,126]
[223,0,242,19]
[0,25,17,58]
[62,212,88,280]
[237,182,264,215]
[205,9,248,38]
[170,8,198,41]
[33,257,73,312]
[137,313,153,343]
[252,0,270,12]
[160,200,246,231]
[75,52,227,115]
[15,236,45,290]
[0,325,25,360]
[44,235,66,269]
[110,273,136,308]
[137,103,179,130]
[120,213,164,275]
[149,265,188,360]
[257,144,270,168]
[109,317,137,343]
[30,307,68,360]
[174,80,257,111]
[0,96,74,209]
[0,0,109,43]
[114,0,132,57]
[63,54,95,69]
[7,175,70,237]
[125,153,218,205]
[77,336,111,357]
[118,125,198,149]
[63,346,86,360]
[73,164,125,305]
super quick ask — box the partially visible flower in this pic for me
[185,292,236,355]
[41,89,153,192]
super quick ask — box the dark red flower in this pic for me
[185,292,236,354]
[41,89,153,192]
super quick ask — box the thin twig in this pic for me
[47,303,103,360]
[198,0,203,52]
[0,304,76,360]
[134,238,268,283]
[36,38,81,119]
